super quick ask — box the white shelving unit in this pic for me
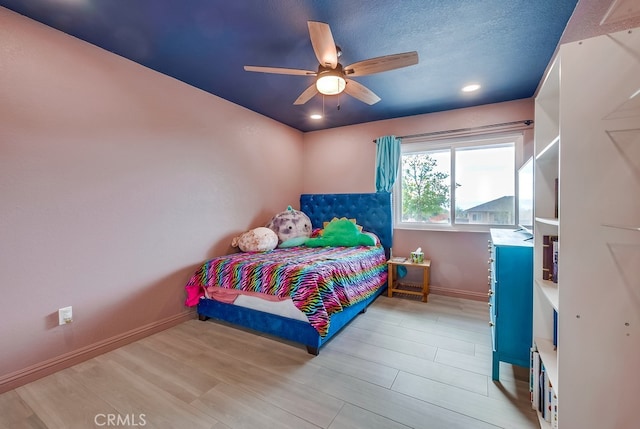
[532,53,560,429]
[532,27,640,428]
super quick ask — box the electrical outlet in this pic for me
[58,306,73,325]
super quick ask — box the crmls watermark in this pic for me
[94,413,147,427]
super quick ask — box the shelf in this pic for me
[535,217,559,227]
[535,337,558,395]
[602,223,640,232]
[535,279,559,311]
[536,135,560,162]
[534,55,560,427]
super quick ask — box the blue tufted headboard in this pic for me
[300,192,393,258]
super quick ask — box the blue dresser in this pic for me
[489,228,533,381]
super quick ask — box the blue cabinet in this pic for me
[489,228,533,381]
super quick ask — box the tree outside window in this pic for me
[401,151,451,223]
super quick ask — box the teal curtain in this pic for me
[375,135,401,192]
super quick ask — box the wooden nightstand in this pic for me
[387,258,431,302]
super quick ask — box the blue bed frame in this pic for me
[196,192,393,355]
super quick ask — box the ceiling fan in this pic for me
[244,21,419,105]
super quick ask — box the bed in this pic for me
[184,192,393,355]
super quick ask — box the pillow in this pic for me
[278,236,309,248]
[266,205,312,244]
[323,218,362,231]
[305,217,376,248]
[231,227,278,252]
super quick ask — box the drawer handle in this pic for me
[489,321,494,327]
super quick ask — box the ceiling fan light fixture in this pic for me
[316,65,346,95]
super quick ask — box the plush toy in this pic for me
[266,205,312,245]
[231,227,278,252]
[305,217,376,248]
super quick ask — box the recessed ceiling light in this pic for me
[310,114,323,120]
[462,84,481,92]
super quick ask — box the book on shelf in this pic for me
[552,390,558,428]
[531,345,558,423]
[542,235,558,281]
[542,236,550,280]
[539,364,545,416]
[545,370,553,423]
[542,371,551,423]
[530,348,540,410]
[552,239,559,283]
[390,256,407,262]
[553,309,558,349]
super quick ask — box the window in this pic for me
[394,133,521,231]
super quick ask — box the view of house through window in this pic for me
[396,135,518,229]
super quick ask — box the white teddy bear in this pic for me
[231,227,278,252]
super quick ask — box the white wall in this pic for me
[0,8,304,391]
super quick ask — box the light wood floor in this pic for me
[0,294,538,429]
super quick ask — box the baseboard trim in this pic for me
[429,285,487,301]
[0,310,195,394]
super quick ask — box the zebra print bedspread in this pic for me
[184,245,387,337]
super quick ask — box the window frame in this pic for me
[393,132,525,233]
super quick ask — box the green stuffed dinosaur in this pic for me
[305,218,376,248]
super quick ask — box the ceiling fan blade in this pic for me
[344,51,419,77]
[344,80,381,105]
[294,84,318,105]
[308,21,338,68]
[244,65,316,76]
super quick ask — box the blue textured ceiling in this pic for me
[1,0,578,132]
